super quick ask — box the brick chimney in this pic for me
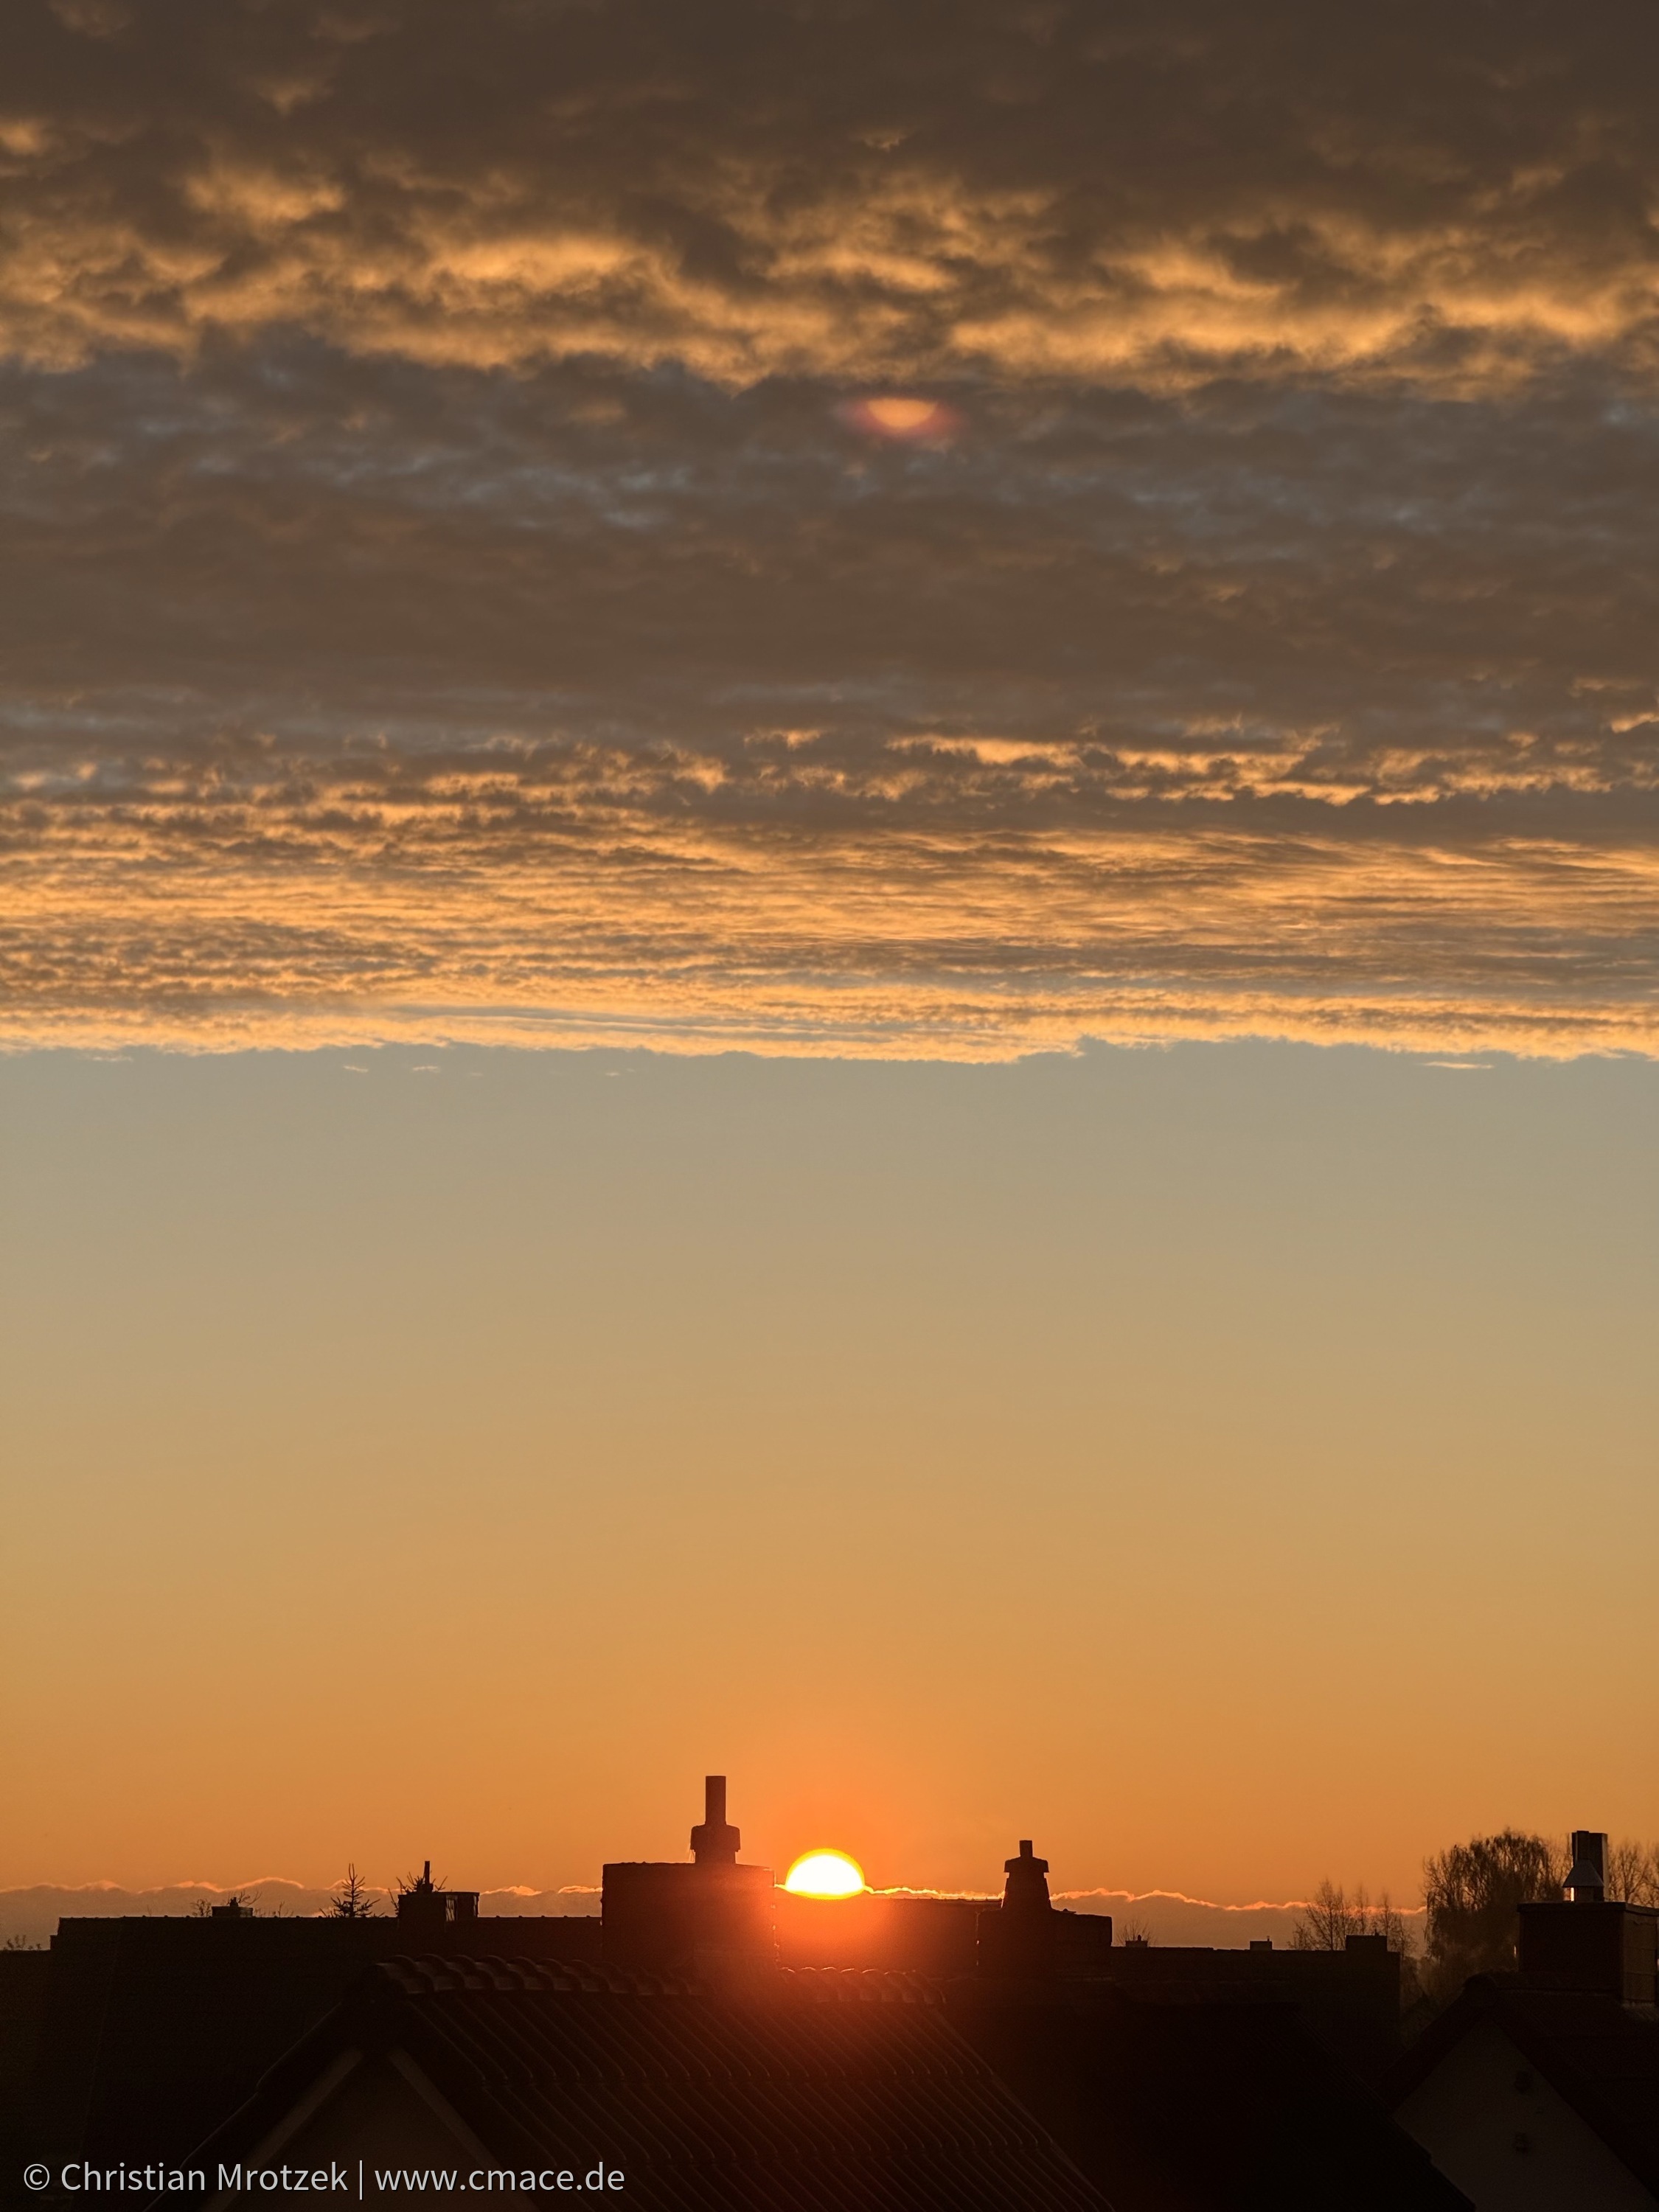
[976,1837,1115,1981]
[978,1840,1058,1978]
[691,1775,742,1866]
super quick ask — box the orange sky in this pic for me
[4,1041,1655,1903]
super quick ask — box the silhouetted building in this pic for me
[7,1783,1455,2211]
[602,1775,775,1978]
[1098,1927,1404,2084]
[978,1839,1115,1981]
[1391,1829,1659,2208]
[395,1862,480,1931]
[791,1829,1399,2083]
[17,1906,601,2191]
[0,1947,52,2191]
[776,1889,982,1974]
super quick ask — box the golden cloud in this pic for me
[4,737,1655,1057]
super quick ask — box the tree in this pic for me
[1421,1829,1561,2003]
[1292,1880,1411,1953]
[325,1863,382,1919]
[1367,1892,1412,1952]
[1291,1879,1357,1952]
[1606,1840,1659,1907]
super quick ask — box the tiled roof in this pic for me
[778,1966,947,2005]
[375,1958,943,2004]
[1391,1973,1659,2190]
[961,1987,1472,2211]
[192,1956,1107,2212]
[378,1957,699,1999]
[24,1913,606,2171]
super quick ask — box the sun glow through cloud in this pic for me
[783,1849,866,1899]
[841,394,960,439]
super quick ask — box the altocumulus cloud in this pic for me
[1,0,1656,1054]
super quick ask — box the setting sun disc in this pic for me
[783,1849,866,1899]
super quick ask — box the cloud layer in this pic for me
[2,0,1656,1053]
[7,0,1659,389]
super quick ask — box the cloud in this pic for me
[7,720,1655,1056]
[0,1879,601,1945]
[4,0,1659,389]
[1,2,1655,1054]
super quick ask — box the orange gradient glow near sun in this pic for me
[782,1848,866,1898]
[841,394,960,440]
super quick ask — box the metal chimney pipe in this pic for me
[1565,1830,1607,1903]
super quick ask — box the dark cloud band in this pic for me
[5,0,1659,388]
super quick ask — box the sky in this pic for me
[4,1040,1657,1905]
[4,0,1658,1058]
[2,0,1658,1908]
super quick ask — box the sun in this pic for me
[783,1849,866,1899]
[864,397,939,433]
[838,394,961,442]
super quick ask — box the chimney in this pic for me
[978,1838,1058,1979]
[1565,1831,1607,1904]
[605,1774,775,1972]
[1518,1828,1658,2003]
[1002,1840,1054,1925]
[690,1775,742,1866]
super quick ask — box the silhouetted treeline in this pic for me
[1303,1831,1659,2017]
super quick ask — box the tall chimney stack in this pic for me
[690,1774,742,1865]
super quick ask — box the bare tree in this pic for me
[1292,1881,1413,1954]
[1366,1891,1412,1952]
[1292,1879,1357,1951]
[1606,1840,1659,1907]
